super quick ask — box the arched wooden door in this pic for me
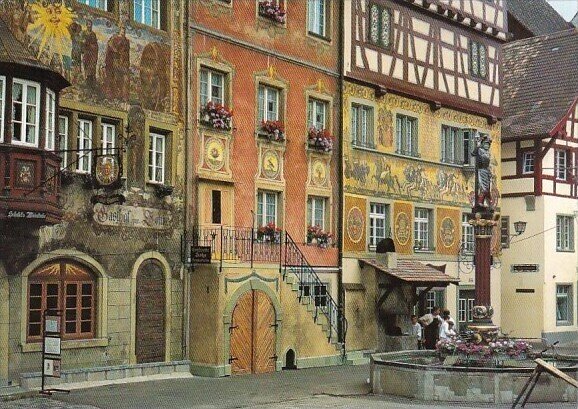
[230,290,276,375]
[136,260,166,364]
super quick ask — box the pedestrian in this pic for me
[439,313,456,339]
[419,306,442,349]
[410,314,422,349]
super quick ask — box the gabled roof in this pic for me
[508,0,571,36]
[360,259,459,285]
[573,12,578,28]
[502,29,578,140]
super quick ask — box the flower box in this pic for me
[307,128,334,153]
[258,1,286,23]
[260,120,285,142]
[201,101,233,131]
[307,225,332,248]
[257,222,282,243]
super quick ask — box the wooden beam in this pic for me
[540,137,556,159]
[535,359,578,388]
[377,285,395,308]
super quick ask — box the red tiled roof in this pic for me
[360,259,459,285]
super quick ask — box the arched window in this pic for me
[28,261,96,341]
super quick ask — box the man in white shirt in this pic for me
[411,315,422,349]
[439,314,456,339]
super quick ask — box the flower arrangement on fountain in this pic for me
[257,221,282,242]
[307,128,334,152]
[201,101,233,130]
[260,120,285,142]
[437,336,533,366]
[258,1,287,23]
[307,225,332,247]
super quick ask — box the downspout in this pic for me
[337,0,346,350]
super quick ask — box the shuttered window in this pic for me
[396,114,418,157]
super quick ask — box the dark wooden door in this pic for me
[136,261,166,364]
[230,290,276,375]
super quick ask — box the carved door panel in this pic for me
[230,291,253,375]
[253,290,276,374]
[136,261,166,364]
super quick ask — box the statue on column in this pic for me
[472,133,493,213]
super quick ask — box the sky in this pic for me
[546,0,578,20]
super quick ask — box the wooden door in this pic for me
[253,290,276,374]
[136,261,166,364]
[230,291,253,375]
[229,290,276,375]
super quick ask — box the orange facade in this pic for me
[190,1,341,266]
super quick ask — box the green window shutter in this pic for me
[411,118,418,156]
[441,126,447,162]
[456,128,464,164]
[435,290,445,309]
[368,108,375,147]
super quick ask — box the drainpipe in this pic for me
[337,0,346,349]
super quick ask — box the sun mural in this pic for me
[28,1,75,70]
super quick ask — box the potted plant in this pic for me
[307,225,320,244]
[258,1,287,23]
[201,101,233,131]
[307,128,334,153]
[260,120,285,142]
[315,229,332,248]
[257,221,281,243]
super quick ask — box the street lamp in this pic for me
[513,220,527,236]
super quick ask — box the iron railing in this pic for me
[284,232,347,344]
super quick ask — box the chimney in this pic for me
[375,238,397,269]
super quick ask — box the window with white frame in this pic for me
[414,208,432,251]
[148,132,166,183]
[0,76,5,142]
[257,190,278,227]
[458,289,475,323]
[77,119,93,173]
[133,0,161,29]
[101,123,115,155]
[555,150,568,181]
[258,85,280,123]
[522,151,535,174]
[462,129,476,166]
[369,203,389,249]
[45,90,56,150]
[469,40,487,78]
[307,98,327,130]
[307,0,327,37]
[58,116,68,169]
[307,196,326,230]
[424,290,444,314]
[12,79,40,147]
[351,104,374,148]
[80,0,108,10]
[441,125,461,164]
[462,213,474,253]
[199,68,225,107]
[556,215,574,252]
[298,282,328,307]
[368,3,391,49]
[396,114,418,157]
[556,284,573,325]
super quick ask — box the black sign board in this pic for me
[190,246,212,264]
[511,264,539,273]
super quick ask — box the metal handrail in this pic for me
[283,232,347,345]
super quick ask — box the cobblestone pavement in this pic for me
[1,364,576,409]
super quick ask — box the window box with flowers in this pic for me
[307,128,334,153]
[307,225,332,248]
[201,101,233,131]
[259,120,285,143]
[258,1,286,24]
[257,221,282,243]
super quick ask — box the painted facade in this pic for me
[186,0,344,376]
[342,0,505,352]
[0,0,186,385]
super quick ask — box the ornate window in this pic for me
[351,104,374,148]
[461,214,474,254]
[307,0,328,38]
[27,262,96,342]
[368,3,391,48]
[522,151,534,174]
[469,40,487,79]
[414,208,432,251]
[258,85,280,122]
[200,68,225,107]
[76,119,93,173]
[133,0,161,29]
[0,76,5,142]
[396,114,418,157]
[369,203,389,250]
[58,116,68,169]
[12,79,40,147]
[556,215,574,252]
[148,132,166,183]
[555,150,568,181]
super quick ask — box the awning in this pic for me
[359,259,460,286]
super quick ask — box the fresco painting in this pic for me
[0,0,173,113]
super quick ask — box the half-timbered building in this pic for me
[500,29,578,342]
[341,0,506,353]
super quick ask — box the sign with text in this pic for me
[44,336,61,355]
[45,316,60,334]
[190,246,212,264]
[92,203,173,230]
[7,210,46,219]
[43,359,61,378]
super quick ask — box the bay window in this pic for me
[12,79,40,147]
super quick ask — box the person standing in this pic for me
[419,306,442,349]
[411,315,423,349]
[439,313,456,339]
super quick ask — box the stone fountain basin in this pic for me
[371,351,578,404]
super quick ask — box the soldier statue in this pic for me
[472,133,493,212]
